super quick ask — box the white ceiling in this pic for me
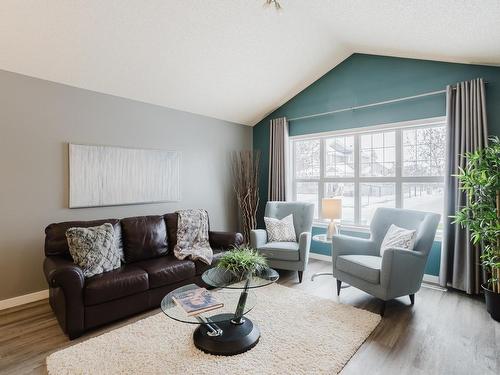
[1,1,499,126]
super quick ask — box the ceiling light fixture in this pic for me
[265,0,282,10]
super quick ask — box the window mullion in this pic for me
[396,128,402,208]
[318,138,325,218]
[354,134,360,225]
[291,140,296,201]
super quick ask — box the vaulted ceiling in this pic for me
[1,1,499,126]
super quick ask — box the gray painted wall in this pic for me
[0,70,252,300]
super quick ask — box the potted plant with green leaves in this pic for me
[217,246,268,281]
[453,136,500,321]
[216,246,269,323]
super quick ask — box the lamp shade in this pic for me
[322,198,342,220]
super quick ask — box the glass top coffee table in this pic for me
[161,267,279,356]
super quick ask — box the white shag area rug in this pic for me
[46,284,380,375]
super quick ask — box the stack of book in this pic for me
[172,287,223,316]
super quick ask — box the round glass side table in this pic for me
[311,234,349,289]
[161,267,279,356]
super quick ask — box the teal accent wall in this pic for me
[426,242,442,276]
[310,227,331,256]
[253,53,500,277]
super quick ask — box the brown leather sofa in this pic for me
[43,213,243,339]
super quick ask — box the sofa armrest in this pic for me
[209,231,243,250]
[298,232,312,264]
[332,235,377,257]
[43,256,85,339]
[380,247,427,294]
[332,234,378,269]
[44,256,85,288]
[250,229,267,249]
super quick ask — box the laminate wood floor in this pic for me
[0,259,498,374]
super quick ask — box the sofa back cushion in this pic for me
[45,219,122,258]
[121,215,168,263]
[164,213,178,252]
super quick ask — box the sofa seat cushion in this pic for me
[84,265,149,306]
[195,249,226,275]
[135,256,196,288]
[258,242,300,261]
[336,255,382,284]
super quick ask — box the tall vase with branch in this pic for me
[231,150,261,244]
[453,136,500,321]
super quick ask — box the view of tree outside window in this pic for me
[402,126,446,176]
[360,131,396,177]
[325,136,354,177]
[291,120,445,226]
[294,139,320,178]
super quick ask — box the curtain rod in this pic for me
[287,81,488,122]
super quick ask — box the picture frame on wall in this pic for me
[69,143,181,208]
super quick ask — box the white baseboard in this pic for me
[422,274,439,284]
[0,289,49,311]
[309,253,332,262]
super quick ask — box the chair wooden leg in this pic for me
[336,279,342,296]
[298,271,303,283]
[409,294,415,305]
[380,300,387,317]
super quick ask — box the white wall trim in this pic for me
[309,252,332,262]
[422,274,440,285]
[0,289,49,311]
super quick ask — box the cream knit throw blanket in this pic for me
[174,209,213,265]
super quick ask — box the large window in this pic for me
[291,119,445,226]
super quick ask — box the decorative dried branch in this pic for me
[264,0,282,10]
[231,150,261,244]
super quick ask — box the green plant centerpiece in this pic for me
[216,246,268,280]
[453,136,500,320]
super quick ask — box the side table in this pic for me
[311,234,349,289]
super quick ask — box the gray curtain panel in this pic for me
[440,78,488,293]
[268,117,289,201]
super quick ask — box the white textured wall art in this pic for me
[69,144,180,208]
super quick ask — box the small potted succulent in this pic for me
[216,246,268,281]
[453,136,500,321]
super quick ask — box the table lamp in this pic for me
[322,198,342,239]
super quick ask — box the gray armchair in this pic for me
[332,207,440,315]
[250,201,314,283]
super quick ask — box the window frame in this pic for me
[289,117,446,232]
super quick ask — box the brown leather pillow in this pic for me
[121,216,168,263]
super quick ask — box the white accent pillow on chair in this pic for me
[264,214,297,242]
[380,224,416,256]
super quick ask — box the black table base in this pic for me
[193,313,260,356]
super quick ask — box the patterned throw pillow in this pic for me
[264,214,296,242]
[66,223,121,278]
[379,224,417,256]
